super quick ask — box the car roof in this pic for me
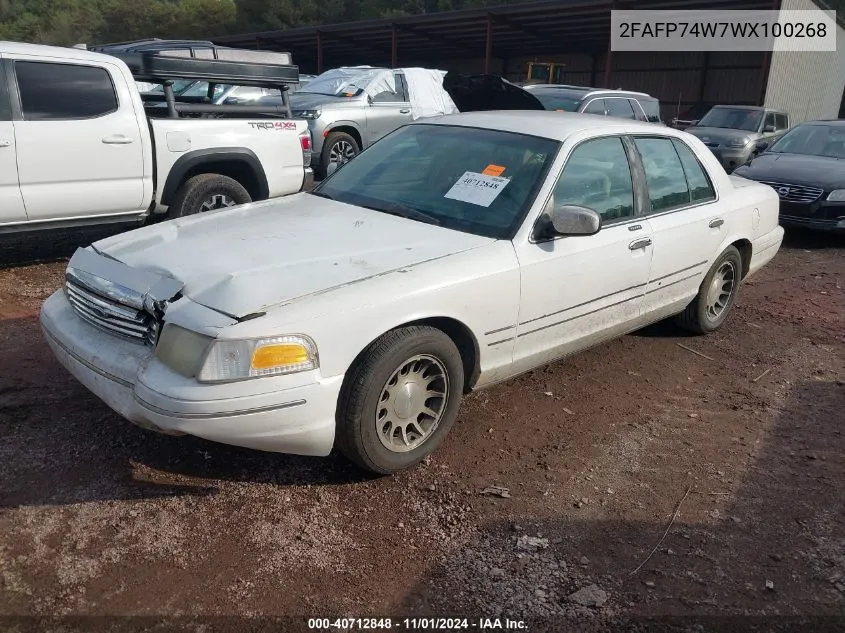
[525,84,654,99]
[0,40,117,63]
[427,110,673,141]
[710,104,784,113]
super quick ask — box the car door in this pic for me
[0,58,26,224]
[10,57,146,220]
[365,72,413,146]
[631,135,722,320]
[511,135,654,374]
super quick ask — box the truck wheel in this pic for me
[335,326,464,475]
[320,132,359,178]
[169,174,251,218]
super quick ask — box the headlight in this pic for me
[727,139,749,148]
[197,334,318,383]
[827,189,845,202]
[155,324,213,378]
[294,109,321,119]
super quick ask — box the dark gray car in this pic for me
[685,105,790,173]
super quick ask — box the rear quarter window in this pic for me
[640,99,662,124]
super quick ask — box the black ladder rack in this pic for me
[109,51,298,119]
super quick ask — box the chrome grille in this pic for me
[759,181,824,203]
[703,141,720,148]
[66,279,158,346]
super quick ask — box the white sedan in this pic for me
[40,111,784,474]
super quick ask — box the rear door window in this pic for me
[634,136,691,212]
[15,61,118,120]
[672,139,716,203]
[775,113,789,130]
[605,98,636,119]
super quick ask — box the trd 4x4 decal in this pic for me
[249,121,298,130]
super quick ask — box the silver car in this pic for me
[265,67,419,177]
[684,105,791,173]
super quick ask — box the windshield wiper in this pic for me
[362,202,441,226]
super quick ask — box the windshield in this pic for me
[313,124,559,239]
[531,90,583,112]
[297,68,386,97]
[697,107,763,132]
[768,124,845,159]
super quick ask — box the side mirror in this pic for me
[755,141,769,152]
[539,205,602,239]
[763,124,776,133]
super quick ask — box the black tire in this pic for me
[168,174,251,219]
[336,326,464,475]
[676,245,743,334]
[319,131,360,179]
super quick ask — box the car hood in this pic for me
[92,194,493,318]
[443,73,545,112]
[686,126,758,144]
[733,152,845,189]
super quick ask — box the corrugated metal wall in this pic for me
[764,0,845,123]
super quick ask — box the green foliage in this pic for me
[0,0,534,45]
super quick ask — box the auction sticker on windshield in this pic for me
[444,171,510,207]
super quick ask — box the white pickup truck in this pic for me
[0,41,312,233]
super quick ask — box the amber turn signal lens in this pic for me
[251,344,309,370]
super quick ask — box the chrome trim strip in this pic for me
[521,283,647,326]
[517,295,640,338]
[484,324,516,336]
[133,393,307,420]
[644,272,702,294]
[649,260,708,284]
[487,337,515,347]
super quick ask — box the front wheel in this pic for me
[335,326,464,475]
[319,132,359,178]
[675,245,743,334]
[168,174,251,218]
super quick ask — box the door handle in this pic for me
[0,139,10,148]
[101,135,134,145]
[399,108,411,114]
[629,237,652,250]
[709,218,724,228]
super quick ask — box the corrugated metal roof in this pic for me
[213,0,773,70]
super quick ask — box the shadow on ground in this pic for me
[0,315,371,510]
[0,225,134,268]
[400,379,845,632]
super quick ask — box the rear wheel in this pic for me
[676,245,743,334]
[335,326,464,475]
[168,174,251,218]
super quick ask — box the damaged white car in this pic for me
[41,112,784,474]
